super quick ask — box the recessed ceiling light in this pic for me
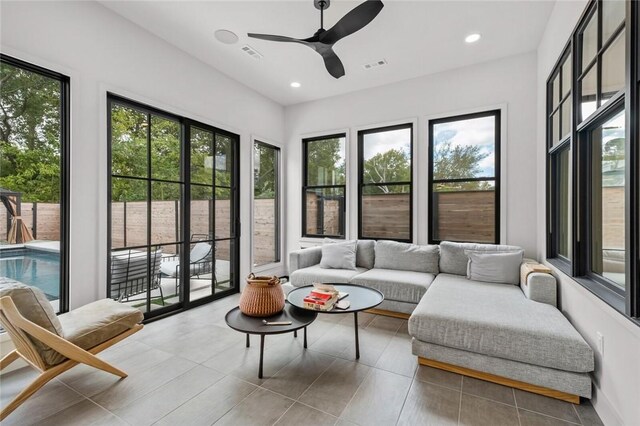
[290,82,301,88]
[465,33,481,44]
[215,29,239,45]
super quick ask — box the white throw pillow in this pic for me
[465,250,524,285]
[320,239,357,270]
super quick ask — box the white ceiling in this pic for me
[100,0,555,106]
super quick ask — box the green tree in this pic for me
[0,62,62,202]
[254,144,277,199]
[433,130,491,191]
[306,138,345,186]
[362,148,410,194]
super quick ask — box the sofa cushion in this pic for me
[466,250,524,285]
[374,241,439,274]
[439,241,522,276]
[408,273,594,373]
[356,240,376,269]
[57,299,143,363]
[350,268,435,304]
[290,265,367,287]
[320,239,357,270]
[0,279,64,366]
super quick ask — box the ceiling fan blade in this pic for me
[320,0,384,45]
[248,33,309,45]
[320,48,345,79]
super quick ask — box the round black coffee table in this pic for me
[287,284,384,359]
[225,303,317,378]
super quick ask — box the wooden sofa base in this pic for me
[418,357,581,404]
[365,308,411,320]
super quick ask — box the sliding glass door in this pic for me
[187,123,239,304]
[108,94,239,319]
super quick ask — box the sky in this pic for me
[363,128,411,160]
[433,115,496,177]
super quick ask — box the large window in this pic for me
[253,141,280,266]
[358,124,412,241]
[428,111,500,244]
[547,0,639,321]
[0,55,69,313]
[587,109,626,291]
[108,94,240,319]
[548,50,573,265]
[302,134,346,238]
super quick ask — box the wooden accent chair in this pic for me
[0,280,144,421]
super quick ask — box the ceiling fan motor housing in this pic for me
[314,0,330,10]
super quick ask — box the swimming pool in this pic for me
[0,248,60,301]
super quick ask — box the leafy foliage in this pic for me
[254,143,277,199]
[306,137,345,186]
[433,130,492,191]
[362,148,410,194]
[0,62,61,202]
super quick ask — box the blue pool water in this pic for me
[0,248,60,301]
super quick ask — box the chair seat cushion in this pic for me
[290,265,367,287]
[56,299,143,364]
[160,260,212,277]
[350,268,435,304]
[408,274,594,373]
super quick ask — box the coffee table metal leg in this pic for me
[304,326,308,349]
[354,312,360,359]
[259,334,265,379]
[246,334,250,348]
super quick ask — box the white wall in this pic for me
[0,1,285,309]
[536,1,640,425]
[284,51,539,260]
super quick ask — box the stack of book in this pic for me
[303,284,340,311]
[303,288,339,311]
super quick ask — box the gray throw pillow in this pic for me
[374,240,439,274]
[320,239,357,270]
[466,250,524,285]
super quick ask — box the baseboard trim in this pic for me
[365,308,411,320]
[418,357,581,404]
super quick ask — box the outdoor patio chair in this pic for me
[0,280,143,421]
[110,247,164,305]
[160,236,215,294]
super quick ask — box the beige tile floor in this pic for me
[0,294,604,426]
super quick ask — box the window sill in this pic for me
[546,257,640,328]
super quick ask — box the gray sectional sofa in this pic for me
[287,240,594,402]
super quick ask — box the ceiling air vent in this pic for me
[241,44,263,60]
[363,58,388,70]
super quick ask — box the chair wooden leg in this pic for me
[70,351,128,378]
[0,350,20,370]
[0,368,58,421]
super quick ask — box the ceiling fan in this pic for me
[248,0,384,79]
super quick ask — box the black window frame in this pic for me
[301,133,347,239]
[0,54,70,314]
[253,140,281,266]
[546,46,574,273]
[428,110,501,245]
[107,93,241,321]
[357,123,413,243]
[546,0,639,324]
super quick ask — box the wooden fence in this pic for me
[0,202,60,241]
[1,187,626,258]
[433,190,496,243]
